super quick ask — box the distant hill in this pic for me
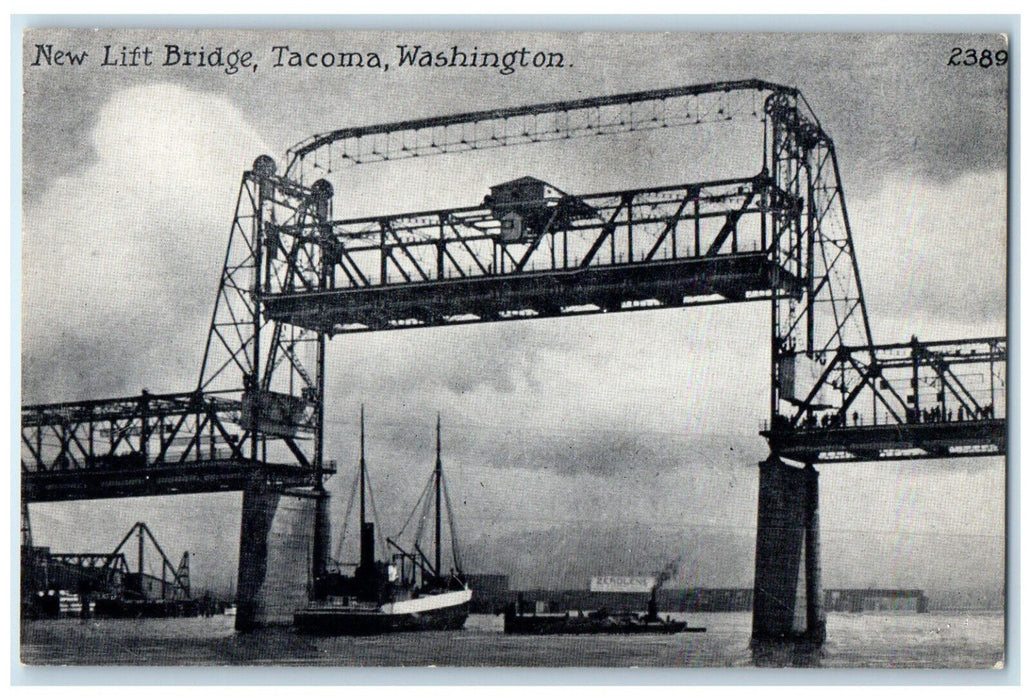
[463,520,1005,600]
[924,588,1005,612]
[463,521,755,590]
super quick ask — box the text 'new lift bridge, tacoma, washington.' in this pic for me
[22,80,1007,642]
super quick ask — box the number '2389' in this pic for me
[948,48,1008,67]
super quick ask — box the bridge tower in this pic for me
[197,156,335,629]
[750,89,873,643]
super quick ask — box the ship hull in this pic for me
[295,589,471,635]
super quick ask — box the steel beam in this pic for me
[265,252,797,332]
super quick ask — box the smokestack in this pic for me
[360,521,375,573]
[647,557,682,620]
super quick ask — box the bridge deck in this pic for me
[761,419,1006,464]
[265,251,798,332]
[22,458,327,503]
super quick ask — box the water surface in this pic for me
[20,611,1004,669]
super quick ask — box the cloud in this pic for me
[321,303,772,459]
[21,84,271,402]
[738,33,1009,188]
[327,321,554,402]
[477,427,760,478]
[849,169,1007,341]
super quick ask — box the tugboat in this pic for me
[294,411,472,634]
[504,561,705,635]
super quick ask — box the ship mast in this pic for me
[359,405,366,527]
[434,413,442,579]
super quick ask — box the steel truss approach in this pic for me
[21,390,332,502]
[763,337,1006,463]
[22,78,1006,505]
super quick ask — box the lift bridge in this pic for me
[21,79,1006,640]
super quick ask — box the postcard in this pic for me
[19,27,1009,669]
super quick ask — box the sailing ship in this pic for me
[294,410,472,634]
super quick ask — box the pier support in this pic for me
[751,455,825,644]
[235,474,280,631]
[312,490,331,582]
[236,477,322,630]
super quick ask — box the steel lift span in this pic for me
[22,80,1007,640]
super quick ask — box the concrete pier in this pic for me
[752,455,825,644]
[235,479,322,630]
[235,474,281,632]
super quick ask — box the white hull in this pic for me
[295,588,472,635]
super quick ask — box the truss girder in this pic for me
[192,165,336,488]
[23,457,322,503]
[198,172,324,403]
[22,391,243,469]
[267,252,798,332]
[764,89,877,443]
[259,176,806,332]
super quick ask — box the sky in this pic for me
[19,29,1008,595]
